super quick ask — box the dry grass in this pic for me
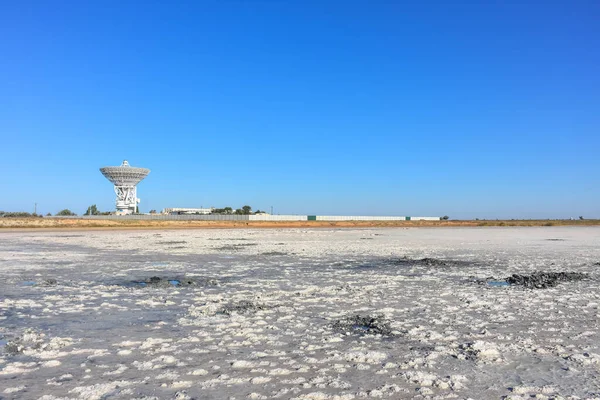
[0,218,598,231]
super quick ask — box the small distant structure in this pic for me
[100,160,150,215]
[161,207,214,215]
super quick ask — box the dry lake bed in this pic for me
[1,227,599,400]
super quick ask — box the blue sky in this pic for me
[1,1,598,219]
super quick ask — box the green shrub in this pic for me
[56,209,76,216]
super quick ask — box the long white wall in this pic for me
[248,215,307,221]
[315,216,407,221]
[50,214,440,221]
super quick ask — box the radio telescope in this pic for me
[100,160,150,215]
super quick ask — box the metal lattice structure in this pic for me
[100,160,150,215]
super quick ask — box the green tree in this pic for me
[84,204,99,215]
[56,209,76,216]
[242,205,252,215]
[442,215,449,220]
[212,207,235,215]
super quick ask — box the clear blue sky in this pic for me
[1,1,598,219]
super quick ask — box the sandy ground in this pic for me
[1,227,599,399]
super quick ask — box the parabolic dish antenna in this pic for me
[100,160,150,215]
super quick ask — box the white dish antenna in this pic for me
[100,160,150,215]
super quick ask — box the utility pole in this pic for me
[271,206,273,215]
[34,202,37,215]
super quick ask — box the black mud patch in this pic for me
[354,263,380,270]
[214,243,258,251]
[331,314,394,336]
[388,257,468,268]
[469,276,510,287]
[360,237,374,240]
[546,239,566,241]
[3,339,31,355]
[409,345,436,352]
[2,330,46,356]
[4,341,24,355]
[20,278,58,287]
[208,238,250,241]
[334,257,473,272]
[158,241,187,245]
[417,257,449,266]
[218,300,267,315]
[506,272,589,289]
[261,251,289,256]
[457,342,486,361]
[125,276,219,288]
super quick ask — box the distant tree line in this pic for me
[211,205,266,215]
[0,210,79,217]
[0,211,42,218]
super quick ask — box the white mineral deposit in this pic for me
[1,227,599,399]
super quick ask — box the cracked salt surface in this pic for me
[1,227,600,399]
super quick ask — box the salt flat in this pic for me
[0,227,599,399]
